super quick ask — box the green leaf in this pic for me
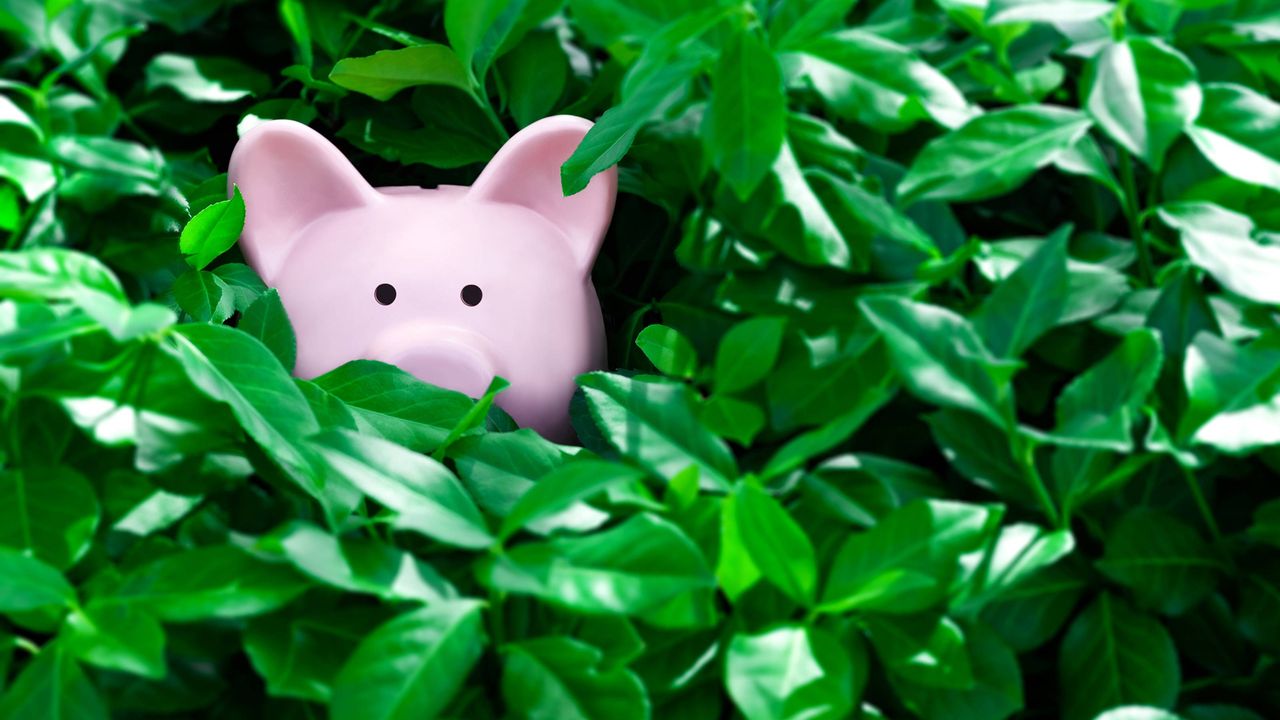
[1180,327,1280,453]
[500,459,644,540]
[451,429,566,517]
[729,480,817,606]
[1094,709,1185,720]
[897,105,1093,205]
[859,296,1015,429]
[576,372,737,491]
[0,642,107,720]
[715,316,787,394]
[308,429,493,549]
[330,600,486,720]
[865,613,974,690]
[1097,509,1220,615]
[792,29,976,131]
[725,625,858,720]
[179,186,244,270]
[312,360,475,453]
[700,395,766,446]
[560,7,729,194]
[707,29,785,199]
[1186,83,1280,192]
[973,228,1070,358]
[987,0,1115,25]
[0,467,98,570]
[172,269,235,323]
[963,523,1076,609]
[769,0,859,50]
[501,636,650,720]
[485,514,715,621]
[1158,202,1280,306]
[162,324,334,507]
[111,545,310,621]
[501,30,569,128]
[245,605,386,703]
[64,600,166,679]
[0,548,75,613]
[330,45,471,101]
[1059,593,1180,720]
[820,499,1000,614]
[239,288,296,371]
[890,621,1023,720]
[256,520,455,603]
[444,0,558,82]
[145,54,270,102]
[1250,499,1280,548]
[635,324,698,379]
[1083,38,1202,169]
[1050,328,1163,452]
[928,409,1040,508]
[981,561,1089,652]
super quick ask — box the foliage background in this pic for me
[1,0,1279,718]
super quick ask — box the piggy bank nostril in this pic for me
[460,284,482,306]
[374,283,397,305]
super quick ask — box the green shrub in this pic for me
[1,1,1279,719]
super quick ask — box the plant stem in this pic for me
[1180,466,1223,547]
[1117,152,1153,285]
[1015,435,1062,528]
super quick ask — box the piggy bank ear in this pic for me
[468,116,616,275]
[227,120,377,283]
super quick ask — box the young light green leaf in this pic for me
[897,105,1093,205]
[180,186,245,270]
[707,30,785,200]
[330,600,486,720]
[330,45,471,101]
[1083,38,1202,170]
[635,323,698,379]
[700,394,766,446]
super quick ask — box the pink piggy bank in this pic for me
[227,116,615,441]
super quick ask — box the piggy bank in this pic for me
[227,116,615,441]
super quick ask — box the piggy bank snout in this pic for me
[368,326,497,399]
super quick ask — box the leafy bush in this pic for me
[1,1,1279,719]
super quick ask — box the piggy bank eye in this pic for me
[374,283,397,305]
[460,284,483,307]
